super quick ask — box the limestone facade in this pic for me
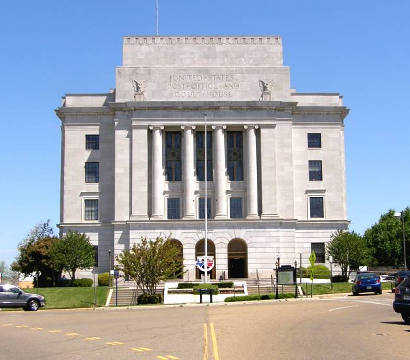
[56,36,349,279]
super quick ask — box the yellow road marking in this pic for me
[166,356,179,359]
[156,357,168,360]
[48,330,61,333]
[130,347,151,352]
[106,341,124,346]
[16,325,29,328]
[65,332,80,336]
[31,328,43,331]
[2,323,13,327]
[210,323,220,360]
[85,337,101,341]
[203,323,208,360]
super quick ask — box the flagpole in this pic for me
[204,114,208,284]
[155,0,159,36]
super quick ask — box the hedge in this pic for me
[56,278,93,287]
[192,284,219,295]
[177,282,233,289]
[137,294,162,304]
[224,293,295,302]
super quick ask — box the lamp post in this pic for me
[275,256,280,299]
[329,255,333,290]
[394,211,407,270]
[108,249,112,287]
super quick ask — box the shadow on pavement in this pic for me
[380,321,407,326]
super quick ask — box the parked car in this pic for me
[0,284,45,311]
[352,272,382,295]
[393,277,410,324]
[394,271,410,289]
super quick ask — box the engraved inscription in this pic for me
[166,73,240,98]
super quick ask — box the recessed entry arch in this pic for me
[166,238,183,279]
[195,239,216,280]
[228,238,248,278]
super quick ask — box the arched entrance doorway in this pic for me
[195,239,216,280]
[228,238,248,278]
[166,239,183,279]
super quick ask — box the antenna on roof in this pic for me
[155,0,159,36]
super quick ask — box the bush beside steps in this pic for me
[224,293,295,302]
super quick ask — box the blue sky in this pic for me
[0,0,409,266]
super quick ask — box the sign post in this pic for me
[113,269,119,307]
[309,251,316,298]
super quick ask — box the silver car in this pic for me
[0,284,45,311]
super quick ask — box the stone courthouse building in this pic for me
[56,36,349,280]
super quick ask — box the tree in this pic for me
[327,230,368,278]
[11,221,60,287]
[49,232,95,281]
[363,208,410,268]
[116,236,184,295]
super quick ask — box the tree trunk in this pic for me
[71,268,76,281]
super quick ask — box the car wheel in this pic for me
[352,291,358,296]
[27,299,40,311]
[401,313,410,324]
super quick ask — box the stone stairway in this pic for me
[108,284,165,306]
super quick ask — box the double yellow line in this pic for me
[203,323,219,360]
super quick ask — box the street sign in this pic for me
[113,270,120,279]
[196,256,214,272]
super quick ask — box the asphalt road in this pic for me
[0,292,408,360]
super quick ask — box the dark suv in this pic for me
[393,277,410,324]
[394,271,410,289]
[0,284,45,311]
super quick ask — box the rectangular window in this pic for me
[230,197,243,219]
[311,243,325,263]
[196,132,213,181]
[309,160,323,181]
[93,246,98,267]
[86,135,99,150]
[85,162,99,183]
[167,198,180,219]
[166,132,182,181]
[199,197,212,219]
[227,132,243,181]
[308,133,321,148]
[84,199,98,220]
[309,197,324,218]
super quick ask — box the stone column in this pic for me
[131,125,148,220]
[245,125,259,219]
[150,126,164,219]
[182,125,196,219]
[212,125,227,219]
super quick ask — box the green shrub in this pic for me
[177,282,197,289]
[56,278,93,287]
[216,282,234,288]
[224,293,295,302]
[332,275,348,283]
[98,272,112,286]
[192,284,219,295]
[298,265,330,279]
[72,279,93,287]
[137,294,162,304]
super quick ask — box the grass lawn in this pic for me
[301,282,394,296]
[24,287,109,309]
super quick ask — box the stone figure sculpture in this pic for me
[259,80,272,101]
[131,80,144,94]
